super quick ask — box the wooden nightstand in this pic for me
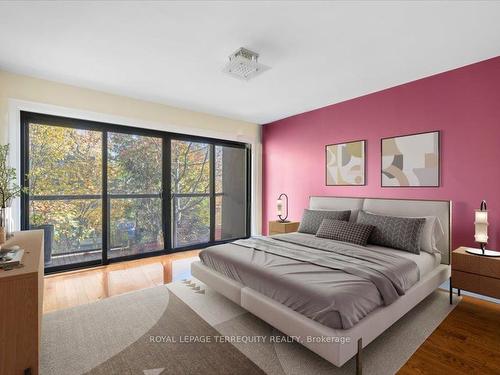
[268,221,300,235]
[451,247,500,300]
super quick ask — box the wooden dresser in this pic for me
[452,247,500,299]
[268,221,300,235]
[0,230,44,375]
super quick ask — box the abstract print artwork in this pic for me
[381,131,440,187]
[326,140,365,186]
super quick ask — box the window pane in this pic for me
[173,196,209,247]
[171,139,211,248]
[29,124,102,196]
[108,133,162,194]
[214,145,247,241]
[29,199,102,264]
[171,140,210,194]
[109,198,163,258]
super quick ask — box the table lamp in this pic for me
[466,200,500,257]
[276,193,289,223]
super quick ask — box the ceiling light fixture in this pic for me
[223,47,269,81]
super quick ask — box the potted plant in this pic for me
[0,144,27,244]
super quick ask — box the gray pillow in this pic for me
[298,209,351,234]
[316,219,374,246]
[356,211,425,254]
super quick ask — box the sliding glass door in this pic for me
[107,132,164,259]
[171,140,211,248]
[215,145,248,241]
[170,141,250,247]
[26,121,104,269]
[21,112,251,273]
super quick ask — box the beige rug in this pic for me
[42,279,457,374]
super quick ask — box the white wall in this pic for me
[0,70,262,235]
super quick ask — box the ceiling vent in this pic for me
[223,47,269,81]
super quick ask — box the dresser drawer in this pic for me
[453,270,500,299]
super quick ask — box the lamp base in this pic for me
[277,219,290,223]
[465,247,500,257]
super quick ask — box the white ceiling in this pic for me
[1,1,500,124]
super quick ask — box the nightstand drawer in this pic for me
[452,248,500,278]
[453,270,500,299]
[452,250,481,274]
[268,221,300,235]
[453,270,481,293]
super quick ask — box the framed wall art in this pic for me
[326,140,366,186]
[381,131,440,187]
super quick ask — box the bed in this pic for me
[191,197,452,374]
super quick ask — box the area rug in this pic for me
[41,279,458,375]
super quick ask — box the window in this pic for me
[107,132,164,258]
[21,112,250,273]
[215,145,248,241]
[171,140,210,247]
[27,124,104,266]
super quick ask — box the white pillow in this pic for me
[365,212,444,254]
[419,216,445,254]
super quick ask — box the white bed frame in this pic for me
[191,197,452,374]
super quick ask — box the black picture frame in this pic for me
[325,139,367,186]
[380,130,440,188]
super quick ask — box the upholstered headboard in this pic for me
[309,196,452,264]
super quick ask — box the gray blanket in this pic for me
[235,233,419,305]
[200,233,419,329]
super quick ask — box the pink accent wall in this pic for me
[262,56,500,250]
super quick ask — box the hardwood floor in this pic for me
[398,295,500,374]
[44,255,500,374]
[43,250,200,313]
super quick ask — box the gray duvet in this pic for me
[199,233,419,329]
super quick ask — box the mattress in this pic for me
[199,234,437,329]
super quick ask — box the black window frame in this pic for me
[20,111,251,274]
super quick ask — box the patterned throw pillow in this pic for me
[316,219,374,246]
[356,211,426,254]
[297,209,351,234]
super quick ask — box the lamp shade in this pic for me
[276,199,284,216]
[467,200,500,257]
[475,210,488,224]
[474,202,488,245]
